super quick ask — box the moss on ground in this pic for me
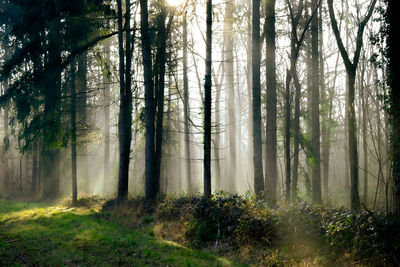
[0,199,239,266]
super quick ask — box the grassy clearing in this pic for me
[0,199,238,266]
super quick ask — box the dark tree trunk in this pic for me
[31,139,38,194]
[3,99,9,191]
[388,0,400,215]
[311,0,321,203]
[204,0,213,198]
[141,0,157,203]
[265,0,277,202]
[76,52,89,192]
[252,0,265,196]
[103,36,111,194]
[70,61,78,205]
[42,24,61,200]
[117,0,133,202]
[155,0,168,197]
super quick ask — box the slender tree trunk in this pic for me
[319,4,329,201]
[224,0,236,192]
[285,70,292,203]
[361,68,368,206]
[117,0,133,201]
[76,52,89,192]
[31,139,38,194]
[252,0,265,196]
[141,0,157,203]
[155,0,168,196]
[3,98,9,191]
[246,3,253,185]
[71,61,78,205]
[311,0,321,203]
[214,77,222,190]
[204,0,213,197]
[103,35,111,194]
[183,12,192,193]
[265,0,277,202]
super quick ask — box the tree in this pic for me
[264,0,277,202]
[182,11,192,193]
[311,0,321,203]
[252,0,265,196]
[141,0,157,203]
[327,0,377,212]
[224,0,237,192]
[387,0,400,215]
[204,0,213,197]
[116,0,134,202]
[70,61,78,205]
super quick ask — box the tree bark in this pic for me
[183,12,192,193]
[388,0,400,215]
[70,61,78,205]
[117,0,133,202]
[265,0,277,202]
[311,0,321,203]
[252,0,265,196]
[76,52,89,192]
[103,34,111,195]
[204,0,213,197]
[141,0,157,203]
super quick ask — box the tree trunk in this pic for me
[224,0,236,192]
[311,0,321,203]
[265,0,277,202]
[252,0,265,196]
[141,0,157,203]
[246,2,253,186]
[285,70,292,203]
[327,0,376,212]
[31,139,38,195]
[42,23,61,200]
[76,52,89,192]
[71,61,78,205]
[203,0,213,197]
[388,0,400,215]
[183,12,192,193]
[117,0,133,202]
[319,4,329,201]
[155,0,168,197]
[361,67,368,206]
[103,34,111,194]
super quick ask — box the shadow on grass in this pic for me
[0,200,236,266]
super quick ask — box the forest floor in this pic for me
[0,198,362,266]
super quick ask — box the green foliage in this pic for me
[0,199,236,266]
[156,193,278,249]
[294,201,400,264]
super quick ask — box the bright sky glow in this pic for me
[166,0,185,7]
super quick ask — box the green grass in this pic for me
[0,199,239,266]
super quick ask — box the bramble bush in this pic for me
[295,202,400,264]
[155,192,278,249]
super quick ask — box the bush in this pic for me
[295,202,400,264]
[183,192,278,248]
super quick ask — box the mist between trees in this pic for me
[0,0,399,215]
